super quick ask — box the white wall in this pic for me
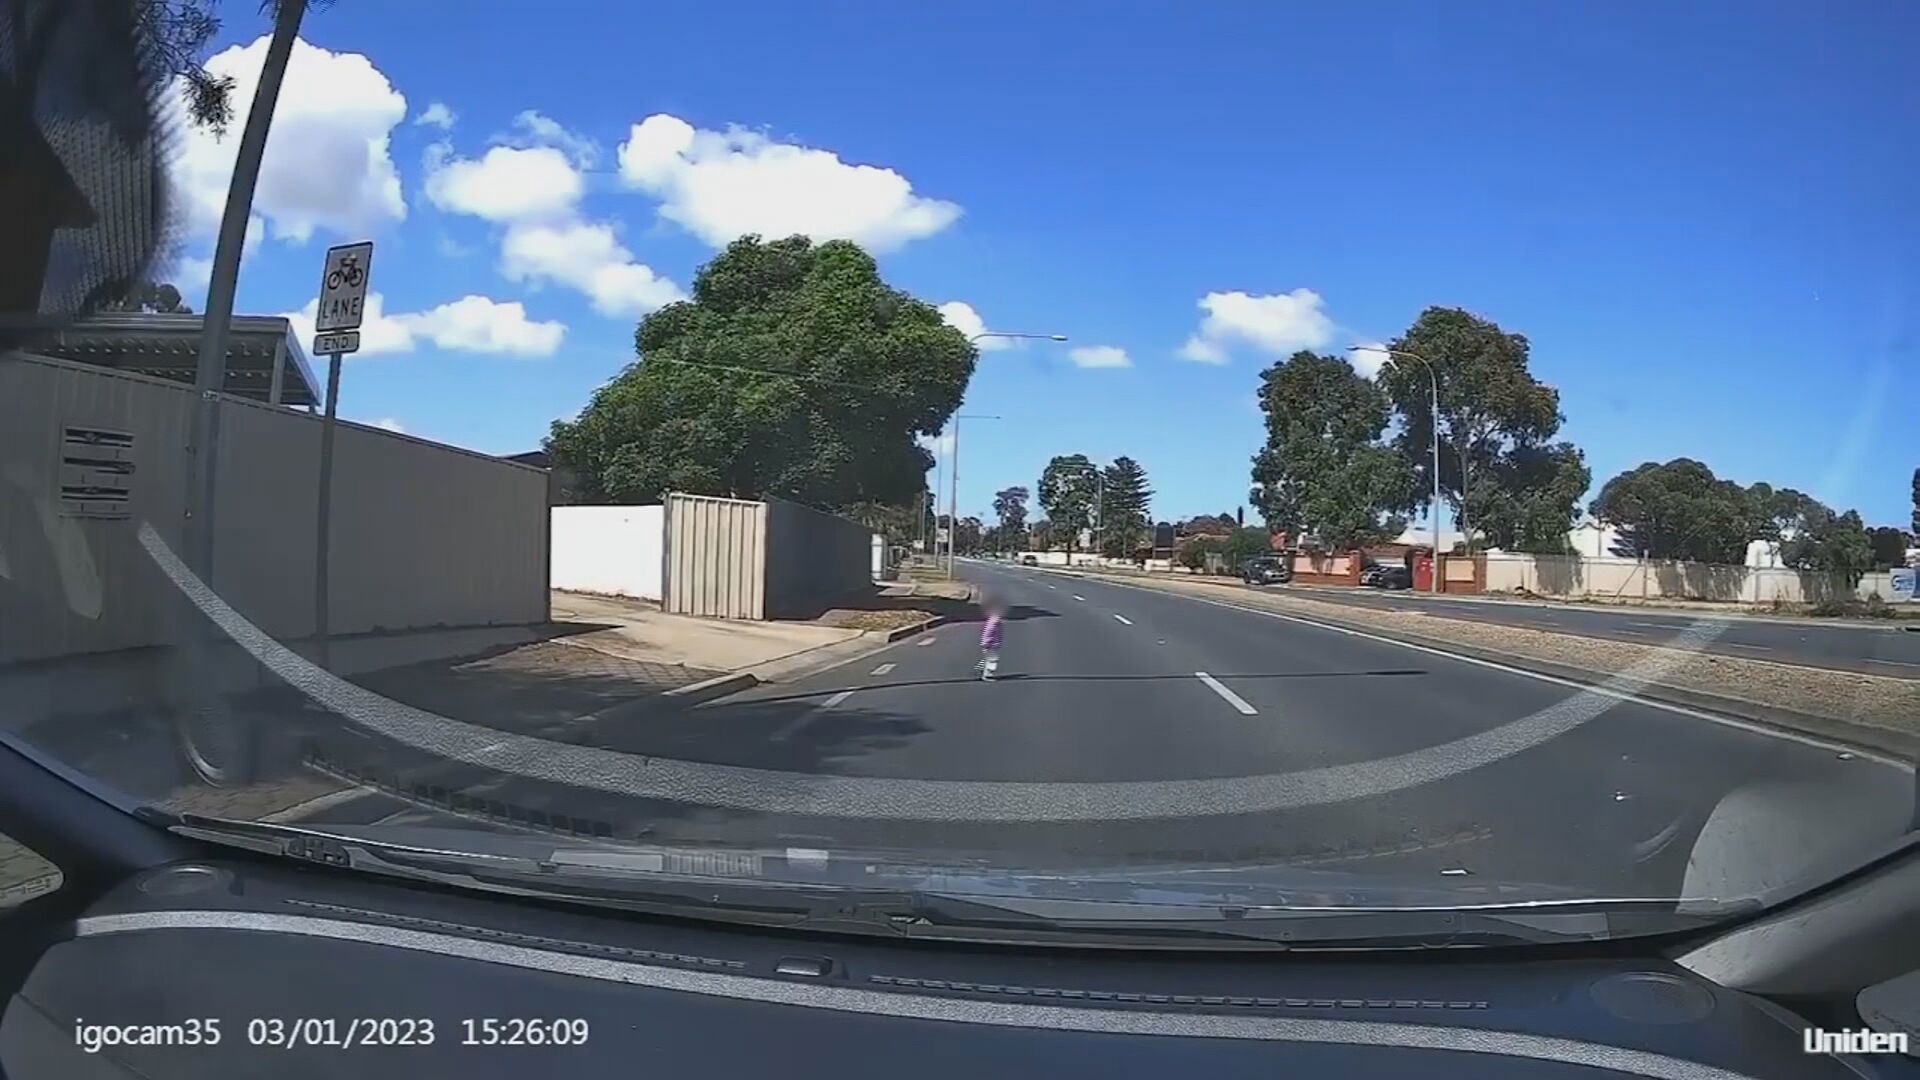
[550,505,664,601]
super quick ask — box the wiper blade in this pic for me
[169,816,1730,950]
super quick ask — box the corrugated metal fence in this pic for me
[1,353,549,664]
[659,493,876,620]
[662,494,766,620]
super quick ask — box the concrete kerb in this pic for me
[1039,566,1918,763]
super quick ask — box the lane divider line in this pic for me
[1072,594,1086,601]
[770,690,853,742]
[1113,614,1132,626]
[1194,671,1258,715]
[870,663,896,676]
[1061,571,1910,767]
[915,637,936,647]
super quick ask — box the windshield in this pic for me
[2,1,1916,946]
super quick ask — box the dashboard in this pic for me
[1,856,1886,1080]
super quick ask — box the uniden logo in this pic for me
[1802,1028,1910,1055]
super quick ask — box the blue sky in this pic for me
[177,1,1919,531]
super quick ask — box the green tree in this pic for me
[547,236,973,507]
[1098,456,1152,557]
[1379,307,1566,542]
[955,515,984,555]
[1590,459,1753,562]
[1867,527,1910,570]
[1223,526,1273,565]
[1249,351,1412,549]
[1779,506,1874,586]
[992,486,1029,551]
[1038,454,1099,555]
[1178,536,1226,573]
[1029,518,1054,551]
[1463,442,1590,553]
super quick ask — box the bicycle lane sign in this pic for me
[314,241,373,334]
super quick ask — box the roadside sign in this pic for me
[313,330,360,355]
[1893,567,1917,603]
[314,241,373,332]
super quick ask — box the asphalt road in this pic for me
[293,557,1914,903]
[1265,581,1920,679]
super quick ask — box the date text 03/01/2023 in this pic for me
[71,1018,591,1053]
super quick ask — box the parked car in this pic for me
[1241,556,1291,585]
[1375,564,1413,590]
[1358,564,1385,587]
[1020,554,1039,566]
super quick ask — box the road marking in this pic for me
[915,636,935,647]
[1074,573,1908,767]
[1865,657,1920,669]
[1113,614,1133,625]
[1626,621,1679,629]
[770,690,853,742]
[1717,642,1774,653]
[870,663,895,676]
[1073,594,1086,601]
[1047,584,1057,590]
[1194,671,1258,715]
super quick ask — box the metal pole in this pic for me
[1428,366,1441,594]
[314,352,342,670]
[948,415,962,578]
[186,0,307,580]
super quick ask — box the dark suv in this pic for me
[1241,556,1292,585]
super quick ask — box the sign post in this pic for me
[312,242,371,669]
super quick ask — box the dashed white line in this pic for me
[870,663,896,676]
[770,690,852,742]
[915,636,936,646]
[1047,584,1057,590]
[1073,594,1086,601]
[1718,642,1774,653]
[1194,671,1258,715]
[1113,614,1133,625]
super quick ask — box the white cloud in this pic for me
[397,295,566,355]
[424,144,583,222]
[413,102,456,129]
[1177,337,1227,364]
[1346,341,1390,379]
[280,292,566,357]
[936,301,1019,351]
[918,431,955,459]
[507,110,598,165]
[1068,345,1132,369]
[616,113,961,251]
[170,36,407,244]
[373,417,407,433]
[1178,288,1333,364]
[500,220,685,317]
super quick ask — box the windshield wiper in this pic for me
[167,815,1733,950]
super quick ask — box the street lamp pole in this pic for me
[1351,345,1443,594]
[948,331,1068,578]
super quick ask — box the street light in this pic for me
[1351,344,1443,594]
[944,331,1068,577]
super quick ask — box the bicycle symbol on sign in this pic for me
[325,254,365,291]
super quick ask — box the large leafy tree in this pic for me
[1098,456,1152,557]
[1463,441,1590,553]
[1249,351,1412,549]
[548,236,974,507]
[1866,527,1910,571]
[1379,307,1567,542]
[1591,459,1756,562]
[1778,505,1874,586]
[1029,518,1054,551]
[992,486,1029,551]
[1038,454,1099,555]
